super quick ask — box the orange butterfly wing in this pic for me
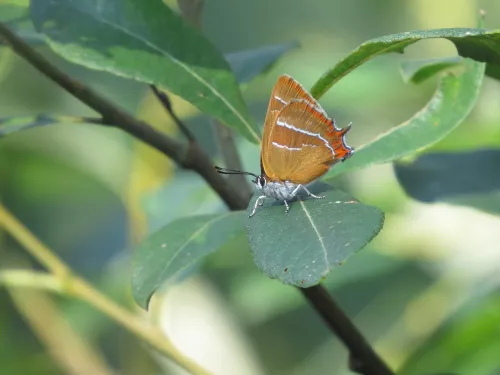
[261,76,352,185]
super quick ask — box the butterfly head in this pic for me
[254,175,267,191]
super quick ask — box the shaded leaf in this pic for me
[400,56,462,84]
[132,212,246,309]
[0,115,99,137]
[226,41,299,84]
[30,0,261,143]
[245,182,384,287]
[394,149,500,215]
[485,63,500,80]
[310,22,500,99]
[325,55,484,180]
[400,292,500,375]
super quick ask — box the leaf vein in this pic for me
[299,200,329,273]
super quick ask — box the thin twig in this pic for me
[0,204,212,375]
[150,85,196,142]
[300,285,394,375]
[177,0,253,200]
[0,22,247,211]
[213,121,253,200]
[8,286,118,375]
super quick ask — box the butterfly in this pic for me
[215,74,353,217]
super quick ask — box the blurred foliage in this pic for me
[2,0,500,375]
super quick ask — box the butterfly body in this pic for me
[215,74,353,217]
[256,178,301,201]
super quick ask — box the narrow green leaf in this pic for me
[0,115,97,137]
[30,0,261,143]
[310,25,500,99]
[325,56,484,180]
[226,41,299,84]
[400,56,462,84]
[245,182,384,287]
[132,212,246,309]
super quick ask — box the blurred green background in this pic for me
[2,0,500,374]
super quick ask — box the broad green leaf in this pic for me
[132,212,246,309]
[0,115,97,137]
[310,25,500,99]
[325,56,484,180]
[400,56,462,84]
[400,292,500,375]
[245,182,384,287]
[226,41,299,84]
[394,150,500,215]
[30,0,261,143]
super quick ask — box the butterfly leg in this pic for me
[249,195,266,217]
[284,200,290,213]
[291,184,325,199]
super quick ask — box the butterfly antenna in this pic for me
[214,166,259,178]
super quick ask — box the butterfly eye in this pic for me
[257,176,266,188]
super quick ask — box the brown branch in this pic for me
[300,285,394,375]
[149,85,196,142]
[0,22,247,211]
[0,20,394,375]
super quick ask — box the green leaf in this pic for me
[226,41,299,84]
[0,3,28,22]
[0,115,96,137]
[400,293,500,375]
[310,24,500,99]
[485,63,500,80]
[132,212,246,309]
[400,56,462,84]
[30,0,261,144]
[325,55,485,180]
[394,150,500,215]
[245,182,384,287]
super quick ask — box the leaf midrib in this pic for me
[299,200,329,274]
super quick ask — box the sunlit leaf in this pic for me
[310,23,500,98]
[325,56,484,180]
[30,0,261,143]
[400,56,462,84]
[245,182,384,287]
